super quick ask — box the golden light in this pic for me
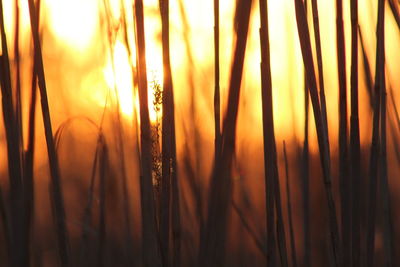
[44,0,99,50]
[101,39,163,123]
[1,0,399,153]
[1,0,400,265]
[103,40,135,118]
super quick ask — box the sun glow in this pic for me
[103,41,135,118]
[44,0,99,50]
[3,0,398,148]
[102,39,163,124]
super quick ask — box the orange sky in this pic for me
[1,0,399,155]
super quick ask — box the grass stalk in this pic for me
[24,1,41,265]
[259,0,278,265]
[302,79,311,267]
[359,28,374,107]
[79,142,99,263]
[283,141,297,267]
[102,2,135,262]
[159,0,180,265]
[259,3,289,265]
[77,122,105,264]
[198,0,252,265]
[0,1,26,266]
[260,0,288,266]
[310,0,329,146]
[388,0,400,28]
[27,0,69,265]
[134,0,162,265]
[97,142,108,267]
[336,1,351,266]
[366,0,385,265]
[114,106,134,264]
[293,0,342,265]
[349,0,361,266]
[302,3,311,265]
[214,0,221,160]
[13,0,23,166]
[379,75,394,267]
[389,88,400,131]
[274,158,289,267]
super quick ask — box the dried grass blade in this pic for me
[259,2,289,264]
[0,0,26,265]
[293,0,342,265]
[97,142,108,267]
[27,0,69,265]
[134,0,162,265]
[366,0,385,265]
[199,0,252,265]
[349,0,361,266]
[388,0,400,29]
[311,0,329,145]
[336,1,351,265]
[214,0,221,159]
[283,141,297,267]
[159,0,180,265]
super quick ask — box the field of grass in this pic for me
[0,0,399,266]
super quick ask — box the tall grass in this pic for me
[349,0,361,266]
[366,0,385,266]
[335,1,351,266]
[199,0,252,265]
[0,0,399,266]
[27,0,70,265]
[293,0,342,265]
[214,0,221,161]
[259,0,288,266]
[0,2,26,266]
[159,0,180,265]
[134,0,162,265]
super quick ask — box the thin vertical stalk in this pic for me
[114,105,134,265]
[97,143,108,267]
[260,0,275,265]
[134,0,162,265]
[388,0,400,28]
[379,77,394,267]
[302,2,311,265]
[259,0,288,266]
[349,0,361,266]
[198,0,252,265]
[359,28,374,107]
[1,0,26,266]
[336,1,350,266]
[310,0,329,145]
[283,141,297,267]
[302,78,311,267]
[214,0,221,158]
[159,0,180,266]
[293,0,342,265]
[27,0,69,265]
[14,0,23,160]
[102,2,134,262]
[274,161,289,267]
[366,0,385,266]
[79,136,100,264]
[170,120,180,267]
[24,1,40,265]
[389,87,400,131]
